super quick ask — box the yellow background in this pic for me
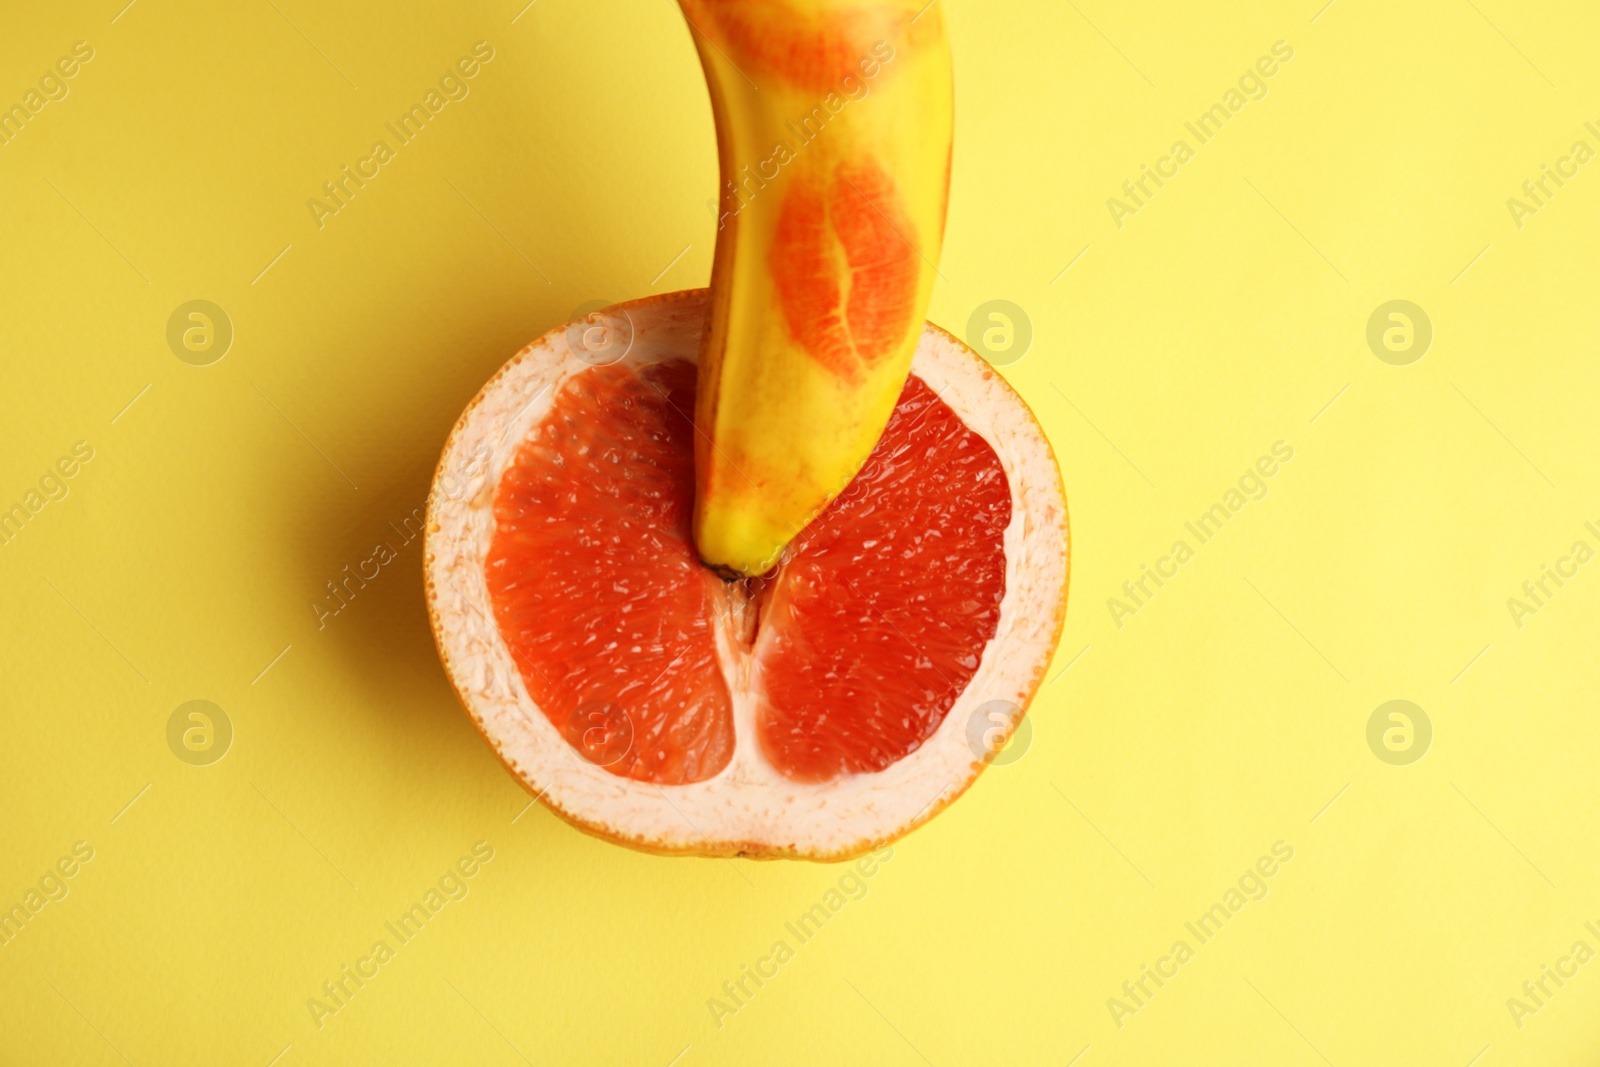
[3,0,1598,1063]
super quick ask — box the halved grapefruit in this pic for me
[425,290,1068,860]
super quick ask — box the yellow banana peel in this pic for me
[678,0,954,576]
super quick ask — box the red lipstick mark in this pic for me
[679,0,905,93]
[771,159,919,383]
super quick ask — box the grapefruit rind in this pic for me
[424,289,1068,861]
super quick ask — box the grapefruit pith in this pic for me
[425,290,1068,860]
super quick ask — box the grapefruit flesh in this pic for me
[485,360,735,784]
[485,359,1010,787]
[755,373,1010,781]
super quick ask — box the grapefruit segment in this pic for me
[426,291,1069,860]
[755,374,1011,781]
[484,359,735,785]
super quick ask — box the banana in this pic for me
[677,0,954,577]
